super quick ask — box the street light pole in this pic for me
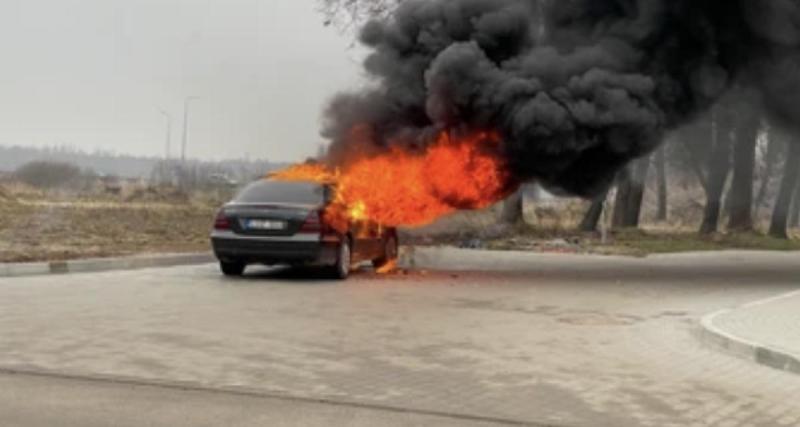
[180,96,199,164]
[159,109,172,161]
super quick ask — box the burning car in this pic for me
[210,179,398,279]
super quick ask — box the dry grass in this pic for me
[593,228,800,256]
[0,183,221,263]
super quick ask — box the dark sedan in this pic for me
[210,179,398,279]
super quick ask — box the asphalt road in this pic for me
[0,370,503,427]
[1,253,800,427]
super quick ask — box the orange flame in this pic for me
[375,259,398,274]
[270,130,516,230]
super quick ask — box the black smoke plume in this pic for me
[323,0,800,197]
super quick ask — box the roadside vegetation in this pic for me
[0,166,230,263]
[0,154,287,263]
[3,139,799,262]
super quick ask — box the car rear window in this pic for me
[234,181,326,205]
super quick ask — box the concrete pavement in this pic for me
[701,290,800,375]
[0,371,514,427]
[0,252,214,278]
[1,252,800,426]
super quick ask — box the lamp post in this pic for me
[159,109,172,161]
[180,96,200,164]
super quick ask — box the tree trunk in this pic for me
[500,188,524,224]
[624,156,652,227]
[612,157,651,229]
[727,116,760,232]
[790,175,800,229]
[612,167,633,229]
[700,110,733,235]
[655,146,668,222]
[678,139,709,193]
[755,136,781,211]
[769,143,800,239]
[580,190,609,232]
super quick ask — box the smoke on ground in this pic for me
[322,0,800,198]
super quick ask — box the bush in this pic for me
[14,161,83,189]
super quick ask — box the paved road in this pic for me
[1,253,800,426]
[0,370,502,427]
[711,290,800,358]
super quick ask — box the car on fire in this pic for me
[210,179,398,279]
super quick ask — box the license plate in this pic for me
[246,219,287,231]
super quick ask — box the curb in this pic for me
[0,252,215,278]
[397,246,635,272]
[698,290,800,376]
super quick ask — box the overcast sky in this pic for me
[0,0,365,162]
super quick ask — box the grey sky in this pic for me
[0,0,364,163]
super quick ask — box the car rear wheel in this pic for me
[220,260,246,277]
[373,235,398,270]
[331,238,351,280]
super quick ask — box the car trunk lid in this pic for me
[223,203,318,237]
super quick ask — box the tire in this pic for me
[331,238,352,280]
[372,235,398,270]
[220,260,246,277]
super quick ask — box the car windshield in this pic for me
[233,180,325,205]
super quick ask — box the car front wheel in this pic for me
[331,238,351,280]
[220,260,246,277]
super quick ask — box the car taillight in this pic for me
[214,211,231,230]
[299,211,323,233]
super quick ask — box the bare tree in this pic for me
[627,156,653,227]
[789,176,800,229]
[726,114,760,232]
[754,129,784,213]
[611,156,651,229]
[654,146,668,222]
[579,190,609,232]
[612,168,632,229]
[699,108,734,235]
[769,142,800,238]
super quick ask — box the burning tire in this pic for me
[373,235,399,273]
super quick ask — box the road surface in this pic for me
[1,254,799,426]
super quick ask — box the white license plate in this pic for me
[246,219,287,230]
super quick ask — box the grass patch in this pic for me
[408,219,800,257]
[600,229,800,256]
[0,190,217,263]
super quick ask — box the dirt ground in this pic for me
[0,184,219,263]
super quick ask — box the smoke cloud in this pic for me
[322,0,800,197]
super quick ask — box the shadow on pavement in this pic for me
[228,264,381,283]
